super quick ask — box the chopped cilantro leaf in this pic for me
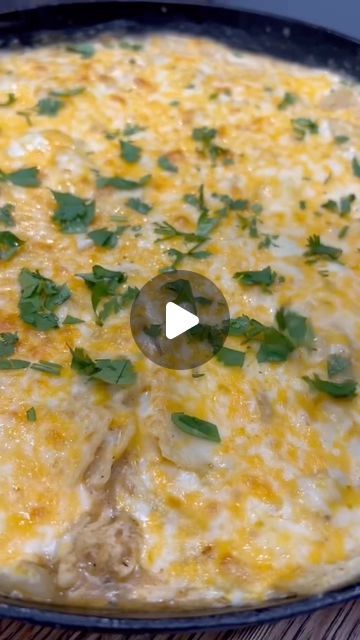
[322,194,355,216]
[96,174,150,190]
[353,157,360,177]
[97,285,139,324]
[303,374,357,398]
[88,227,118,248]
[158,155,178,173]
[77,265,130,324]
[0,167,40,187]
[66,43,95,58]
[192,127,229,164]
[0,231,24,260]
[171,412,221,442]
[257,328,295,363]
[49,87,84,98]
[31,360,62,375]
[26,407,36,422]
[0,204,15,227]
[338,225,349,239]
[0,332,18,357]
[63,315,84,325]
[304,234,342,261]
[278,92,297,110]
[120,139,142,163]
[275,307,313,347]
[70,346,136,386]
[123,124,146,137]
[154,221,198,243]
[52,191,95,234]
[0,359,30,370]
[216,346,245,368]
[234,266,278,290]
[36,97,64,116]
[292,118,318,139]
[126,197,152,214]
[327,354,351,379]
[119,40,143,51]
[334,135,349,144]
[18,268,71,330]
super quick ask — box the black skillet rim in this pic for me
[0,0,359,631]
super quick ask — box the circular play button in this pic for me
[130,270,230,370]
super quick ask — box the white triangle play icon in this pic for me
[165,302,199,340]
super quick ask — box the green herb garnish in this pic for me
[275,307,313,347]
[18,268,71,330]
[334,135,349,144]
[52,191,95,234]
[0,231,24,260]
[123,124,146,137]
[31,360,62,375]
[278,92,297,110]
[0,359,30,370]
[0,167,40,188]
[66,43,95,58]
[216,346,245,368]
[322,194,355,216]
[70,346,136,385]
[126,197,152,214]
[303,374,357,398]
[292,118,318,139]
[0,204,15,227]
[234,266,278,290]
[338,225,349,239]
[36,97,64,116]
[327,354,351,379]
[49,87,85,97]
[304,234,342,262]
[0,332,18,357]
[88,227,118,248]
[120,139,142,163]
[171,412,221,442]
[352,157,360,177]
[119,41,143,51]
[26,407,36,422]
[192,127,229,164]
[96,174,150,190]
[158,155,178,173]
[63,315,84,325]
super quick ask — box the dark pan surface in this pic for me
[0,0,360,630]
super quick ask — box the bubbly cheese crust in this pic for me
[0,30,359,608]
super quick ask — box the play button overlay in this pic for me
[165,302,199,340]
[130,270,230,370]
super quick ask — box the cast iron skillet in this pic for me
[0,0,360,631]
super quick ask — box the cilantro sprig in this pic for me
[228,307,313,363]
[233,266,280,291]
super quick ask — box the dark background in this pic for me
[1,0,360,40]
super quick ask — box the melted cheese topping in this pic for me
[0,30,359,608]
